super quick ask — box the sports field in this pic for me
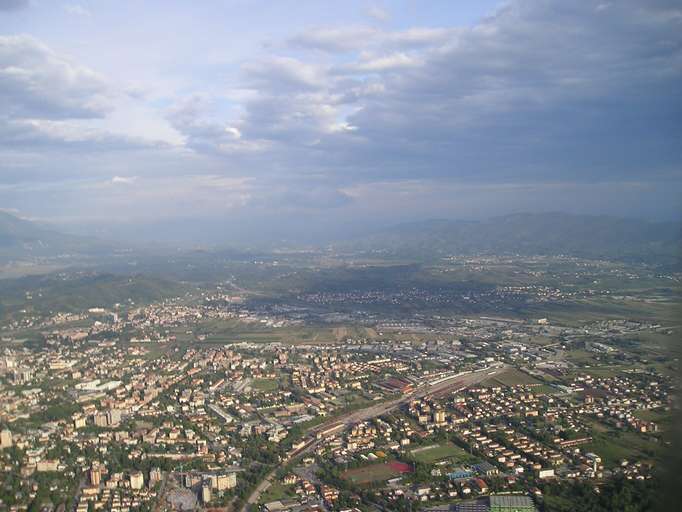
[410,443,473,464]
[252,378,279,392]
[341,461,412,484]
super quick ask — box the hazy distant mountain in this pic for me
[345,213,681,265]
[0,211,109,262]
[2,210,680,267]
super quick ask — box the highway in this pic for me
[239,363,506,511]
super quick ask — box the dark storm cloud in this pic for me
[315,0,682,184]
[170,0,681,192]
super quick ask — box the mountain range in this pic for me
[0,211,109,263]
[0,211,680,267]
[342,213,681,265]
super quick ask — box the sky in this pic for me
[0,0,681,243]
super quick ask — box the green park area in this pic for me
[259,482,296,504]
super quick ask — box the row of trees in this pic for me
[540,475,662,512]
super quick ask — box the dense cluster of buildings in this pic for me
[0,281,675,512]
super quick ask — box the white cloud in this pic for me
[63,3,90,17]
[0,35,110,119]
[289,26,457,54]
[384,27,456,47]
[1,0,681,226]
[367,6,389,22]
[111,176,137,185]
[243,56,325,91]
[0,118,166,150]
[289,26,379,53]
[348,52,419,72]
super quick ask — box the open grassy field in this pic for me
[583,421,661,467]
[564,366,628,381]
[481,367,542,387]
[410,443,474,464]
[528,296,681,326]
[564,349,604,366]
[633,408,673,430]
[629,331,679,356]
[252,378,279,392]
[259,482,295,504]
[532,384,560,395]
[342,461,412,484]
[332,326,379,340]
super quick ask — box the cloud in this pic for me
[0,35,110,119]
[63,4,91,17]
[346,52,419,72]
[289,26,379,53]
[367,6,389,22]
[1,0,681,230]
[289,26,456,54]
[111,176,137,185]
[0,36,174,156]
[238,1,682,218]
[0,0,28,11]
[0,118,167,151]
[301,0,681,186]
[166,95,254,154]
[383,27,456,47]
[242,56,325,91]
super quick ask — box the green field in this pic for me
[633,408,673,430]
[252,378,279,392]
[583,421,661,467]
[259,482,295,504]
[481,367,542,387]
[564,349,603,366]
[533,384,560,395]
[530,296,681,325]
[566,366,626,378]
[410,443,474,464]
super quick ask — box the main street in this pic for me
[239,364,506,511]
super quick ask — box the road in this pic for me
[239,364,506,511]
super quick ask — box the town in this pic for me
[0,286,675,512]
